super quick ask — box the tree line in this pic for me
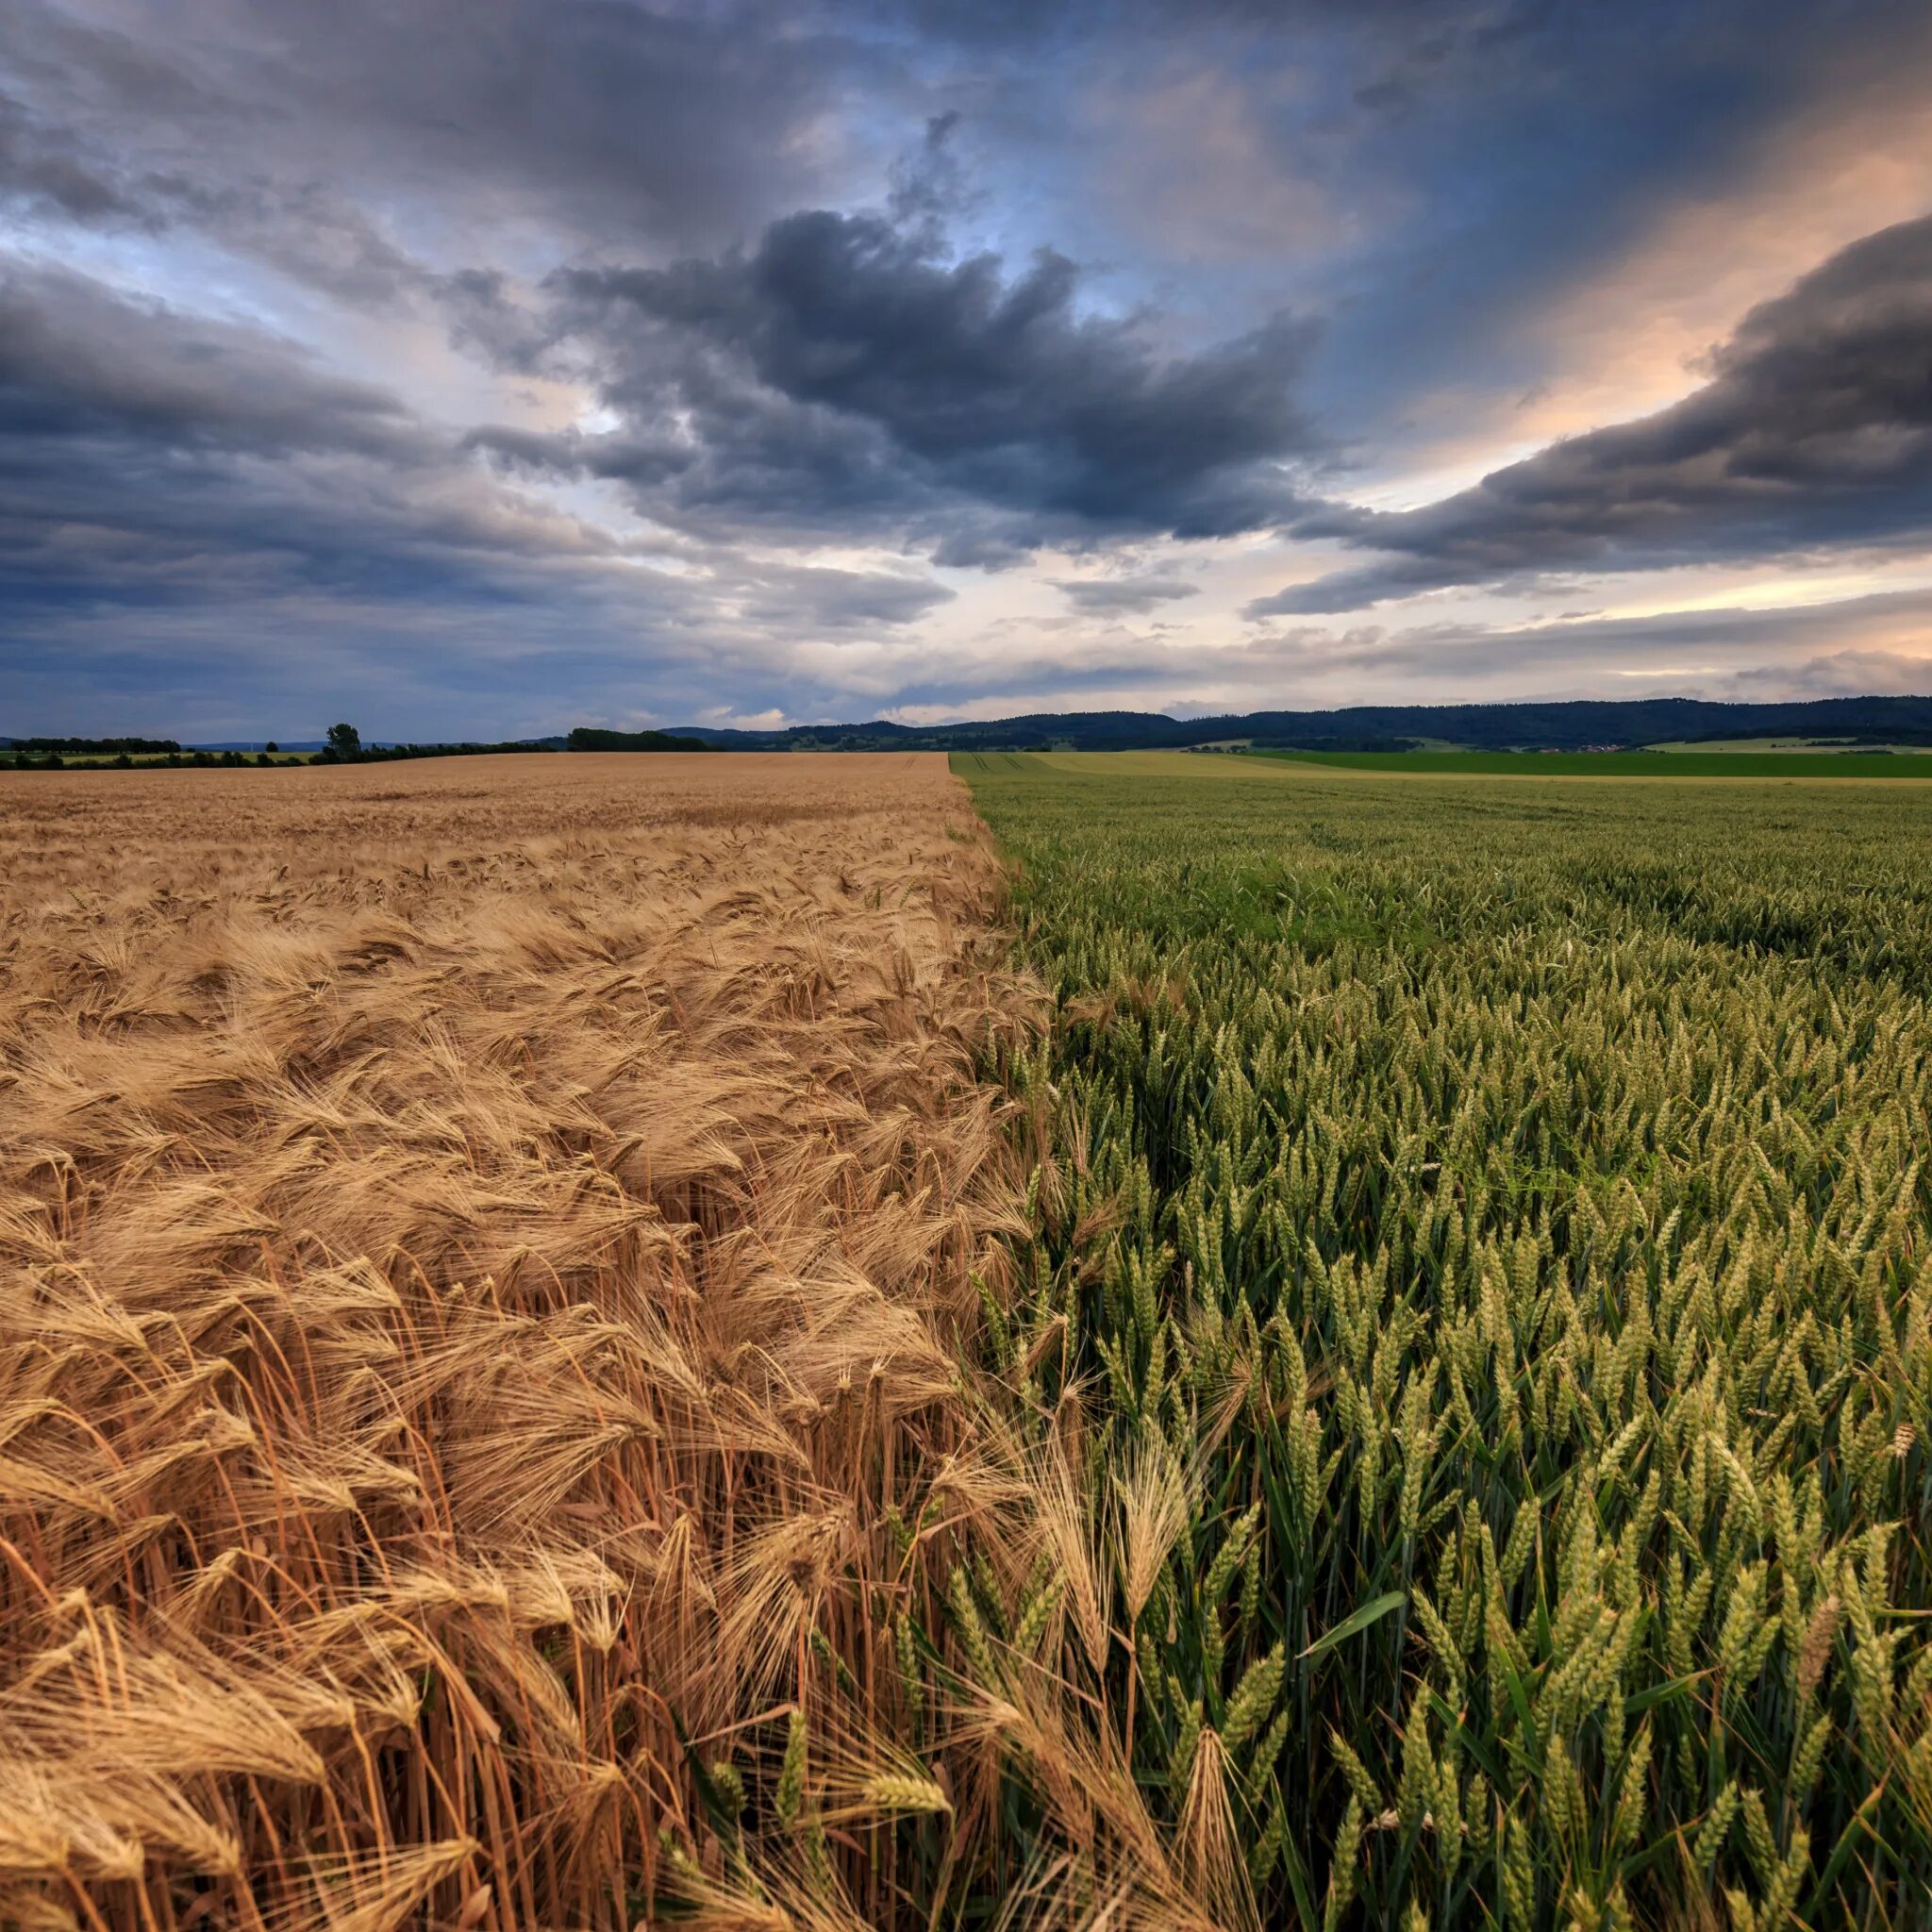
[3,721,718,769]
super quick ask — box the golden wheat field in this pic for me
[0,753,1121,1932]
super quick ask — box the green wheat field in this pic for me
[953,750,1932,1932]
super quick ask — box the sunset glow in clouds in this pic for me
[4,0,1932,737]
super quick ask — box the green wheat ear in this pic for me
[954,750,1932,1929]
[774,1710,808,1831]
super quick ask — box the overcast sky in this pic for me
[5,0,1932,738]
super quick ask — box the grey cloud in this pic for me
[0,263,417,459]
[1349,0,1557,115]
[1256,215,1932,614]
[3,3,863,262]
[437,271,558,375]
[1241,584,1932,681]
[9,0,1932,737]
[0,258,964,736]
[888,111,970,227]
[0,261,643,631]
[0,90,147,224]
[1709,646,1932,700]
[1,87,432,315]
[538,209,1321,554]
[727,561,956,632]
[1054,575,1201,614]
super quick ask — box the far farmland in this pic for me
[1250,745,1932,777]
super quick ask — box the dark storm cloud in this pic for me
[519,210,1321,555]
[0,2,869,265]
[1256,216,1932,614]
[5,0,1932,735]
[8,0,1924,377]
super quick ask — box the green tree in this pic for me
[325,722,362,759]
[265,740,279,754]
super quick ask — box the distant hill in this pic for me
[665,695,1932,753]
[19,696,1932,762]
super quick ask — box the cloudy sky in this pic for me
[5,0,1932,739]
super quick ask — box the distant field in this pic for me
[1642,736,1932,754]
[960,745,1932,784]
[1255,745,1932,777]
[965,748,1330,780]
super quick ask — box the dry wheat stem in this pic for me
[0,754,1106,1931]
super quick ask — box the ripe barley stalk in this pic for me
[0,753,1105,1930]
